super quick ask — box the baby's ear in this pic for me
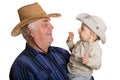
[93,33,98,40]
[90,32,97,40]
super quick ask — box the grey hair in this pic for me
[21,22,36,40]
[21,25,29,40]
[28,22,36,30]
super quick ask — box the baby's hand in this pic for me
[66,32,74,42]
[82,53,89,64]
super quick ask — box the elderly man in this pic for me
[9,2,70,80]
[9,2,94,80]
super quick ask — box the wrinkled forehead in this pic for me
[30,18,50,26]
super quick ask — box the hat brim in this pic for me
[11,13,61,36]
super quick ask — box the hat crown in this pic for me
[92,15,107,33]
[18,2,46,21]
[11,2,61,37]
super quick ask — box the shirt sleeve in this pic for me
[66,41,74,52]
[9,61,36,80]
[86,45,102,70]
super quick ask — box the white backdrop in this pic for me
[0,0,120,80]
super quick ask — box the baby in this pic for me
[66,13,107,80]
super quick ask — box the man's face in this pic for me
[30,18,54,47]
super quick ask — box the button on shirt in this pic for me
[9,44,70,80]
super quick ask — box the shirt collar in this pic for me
[25,43,52,58]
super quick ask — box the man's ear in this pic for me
[26,27,33,37]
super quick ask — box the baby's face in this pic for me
[78,23,92,42]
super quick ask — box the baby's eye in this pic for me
[81,28,84,31]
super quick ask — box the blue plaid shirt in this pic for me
[9,44,70,80]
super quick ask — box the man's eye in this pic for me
[42,23,48,27]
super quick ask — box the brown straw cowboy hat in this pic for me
[11,2,61,36]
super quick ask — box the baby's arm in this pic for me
[66,32,74,52]
[83,46,102,70]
